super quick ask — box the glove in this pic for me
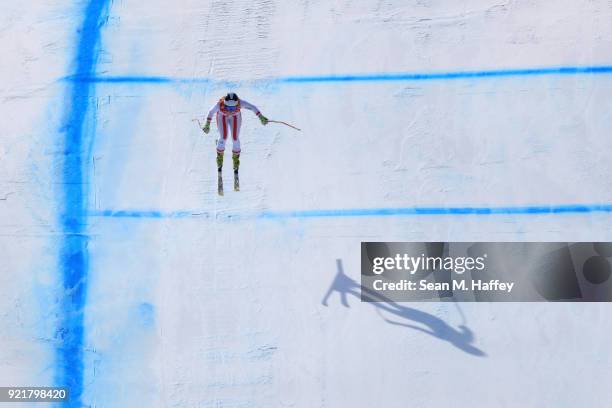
[202,120,211,134]
[258,114,268,125]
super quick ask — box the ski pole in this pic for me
[192,118,203,130]
[268,120,301,132]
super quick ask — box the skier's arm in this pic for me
[202,102,220,133]
[206,102,220,122]
[241,99,268,125]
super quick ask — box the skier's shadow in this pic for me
[322,259,486,357]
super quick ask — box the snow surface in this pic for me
[2,0,612,407]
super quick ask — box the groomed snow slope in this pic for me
[2,1,612,407]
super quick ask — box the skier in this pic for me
[202,93,268,191]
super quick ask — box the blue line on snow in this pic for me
[66,75,198,83]
[87,204,612,220]
[57,0,110,405]
[90,209,195,218]
[278,65,612,83]
[259,204,612,218]
[64,64,612,85]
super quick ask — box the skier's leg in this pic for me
[215,113,228,170]
[217,152,223,170]
[231,114,242,172]
[232,153,240,172]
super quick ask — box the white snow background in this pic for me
[1,0,612,407]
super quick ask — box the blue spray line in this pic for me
[258,204,612,218]
[56,0,110,405]
[64,64,612,85]
[87,203,612,220]
[276,65,612,83]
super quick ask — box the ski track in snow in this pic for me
[2,0,612,407]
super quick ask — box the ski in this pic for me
[233,171,240,191]
[217,170,224,196]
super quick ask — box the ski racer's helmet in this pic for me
[224,92,239,107]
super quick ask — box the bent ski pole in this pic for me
[192,118,203,129]
[268,120,301,132]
